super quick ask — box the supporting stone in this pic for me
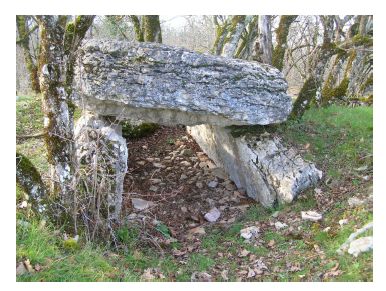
[187,125,322,207]
[74,112,128,221]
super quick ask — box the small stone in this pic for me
[16,262,27,276]
[180,174,188,180]
[181,149,193,156]
[274,221,288,230]
[240,226,260,240]
[153,162,166,168]
[150,178,162,184]
[149,185,158,192]
[348,197,365,207]
[301,210,323,221]
[136,161,146,166]
[19,201,28,209]
[132,198,155,210]
[207,180,218,188]
[204,207,221,222]
[145,157,154,162]
[191,271,212,282]
[211,167,228,180]
[339,219,348,226]
[271,211,280,218]
[196,181,203,189]
[142,145,148,150]
[323,227,331,233]
[181,206,188,213]
[348,236,373,257]
[181,161,191,167]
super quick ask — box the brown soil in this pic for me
[122,125,256,246]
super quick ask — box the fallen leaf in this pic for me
[221,269,229,281]
[239,249,251,257]
[268,240,275,247]
[247,268,256,278]
[23,259,34,273]
[141,268,156,281]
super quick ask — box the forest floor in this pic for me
[16,95,373,282]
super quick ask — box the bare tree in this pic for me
[129,15,162,43]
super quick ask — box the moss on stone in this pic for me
[121,122,160,139]
[228,124,278,138]
[360,75,373,92]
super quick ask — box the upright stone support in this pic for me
[187,125,322,206]
[74,112,128,221]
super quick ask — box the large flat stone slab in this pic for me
[72,40,292,126]
[187,125,322,206]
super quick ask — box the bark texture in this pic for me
[36,15,94,204]
[256,16,273,64]
[143,15,162,43]
[73,40,292,126]
[272,15,297,71]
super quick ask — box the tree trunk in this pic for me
[37,16,75,203]
[16,16,40,94]
[36,15,94,204]
[143,15,162,43]
[272,15,297,70]
[321,15,335,45]
[221,15,248,58]
[358,15,369,36]
[129,15,144,42]
[16,152,47,213]
[256,15,273,64]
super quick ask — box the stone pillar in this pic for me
[187,125,322,207]
[74,112,128,222]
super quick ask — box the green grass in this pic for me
[16,95,44,136]
[279,105,373,173]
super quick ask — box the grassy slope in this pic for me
[16,98,373,282]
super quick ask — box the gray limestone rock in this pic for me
[72,40,292,126]
[74,112,128,221]
[187,125,322,207]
